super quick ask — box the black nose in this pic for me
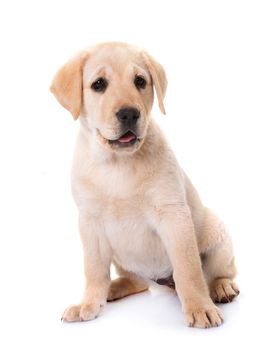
[116,107,140,126]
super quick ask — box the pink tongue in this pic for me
[118,133,136,143]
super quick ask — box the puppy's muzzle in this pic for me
[116,107,140,128]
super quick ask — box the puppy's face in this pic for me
[51,43,167,154]
[83,46,155,153]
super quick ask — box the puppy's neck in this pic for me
[73,118,169,199]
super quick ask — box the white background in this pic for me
[0,0,276,349]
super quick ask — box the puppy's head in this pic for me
[50,42,167,154]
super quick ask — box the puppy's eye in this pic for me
[134,75,146,89]
[91,77,108,92]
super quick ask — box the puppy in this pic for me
[50,42,239,328]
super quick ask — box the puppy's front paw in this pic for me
[61,303,101,322]
[185,304,223,328]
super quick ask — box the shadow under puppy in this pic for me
[50,42,239,328]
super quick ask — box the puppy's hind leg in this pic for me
[199,209,240,304]
[108,264,149,301]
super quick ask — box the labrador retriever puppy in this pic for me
[50,42,239,328]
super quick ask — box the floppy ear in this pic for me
[142,52,167,114]
[50,52,88,119]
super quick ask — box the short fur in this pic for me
[50,42,239,328]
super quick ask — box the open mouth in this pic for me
[108,130,139,147]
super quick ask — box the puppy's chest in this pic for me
[101,198,172,280]
[74,169,172,280]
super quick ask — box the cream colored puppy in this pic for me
[50,42,239,328]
